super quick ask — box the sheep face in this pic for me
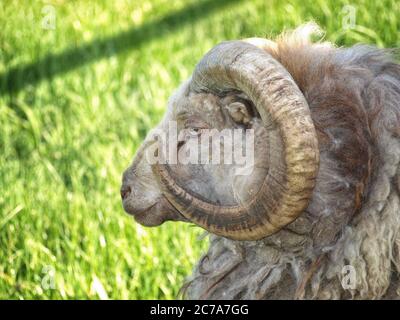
[121,41,320,241]
[121,79,269,228]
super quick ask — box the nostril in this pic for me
[120,185,132,200]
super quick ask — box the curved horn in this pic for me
[155,41,319,240]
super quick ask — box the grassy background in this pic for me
[0,0,398,299]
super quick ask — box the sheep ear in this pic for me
[226,101,252,125]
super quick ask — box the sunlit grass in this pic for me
[0,0,398,299]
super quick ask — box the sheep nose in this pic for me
[120,185,132,200]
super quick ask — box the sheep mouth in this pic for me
[124,196,188,227]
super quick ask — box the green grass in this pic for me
[0,0,398,299]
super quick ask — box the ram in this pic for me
[121,24,400,299]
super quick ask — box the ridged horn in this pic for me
[154,41,319,240]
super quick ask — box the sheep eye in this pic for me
[187,127,201,137]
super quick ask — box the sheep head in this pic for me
[121,41,319,240]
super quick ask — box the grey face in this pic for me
[121,80,269,227]
[121,40,319,240]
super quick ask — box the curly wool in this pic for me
[182,24,400,300]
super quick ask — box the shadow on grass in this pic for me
[0,0,243,96]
